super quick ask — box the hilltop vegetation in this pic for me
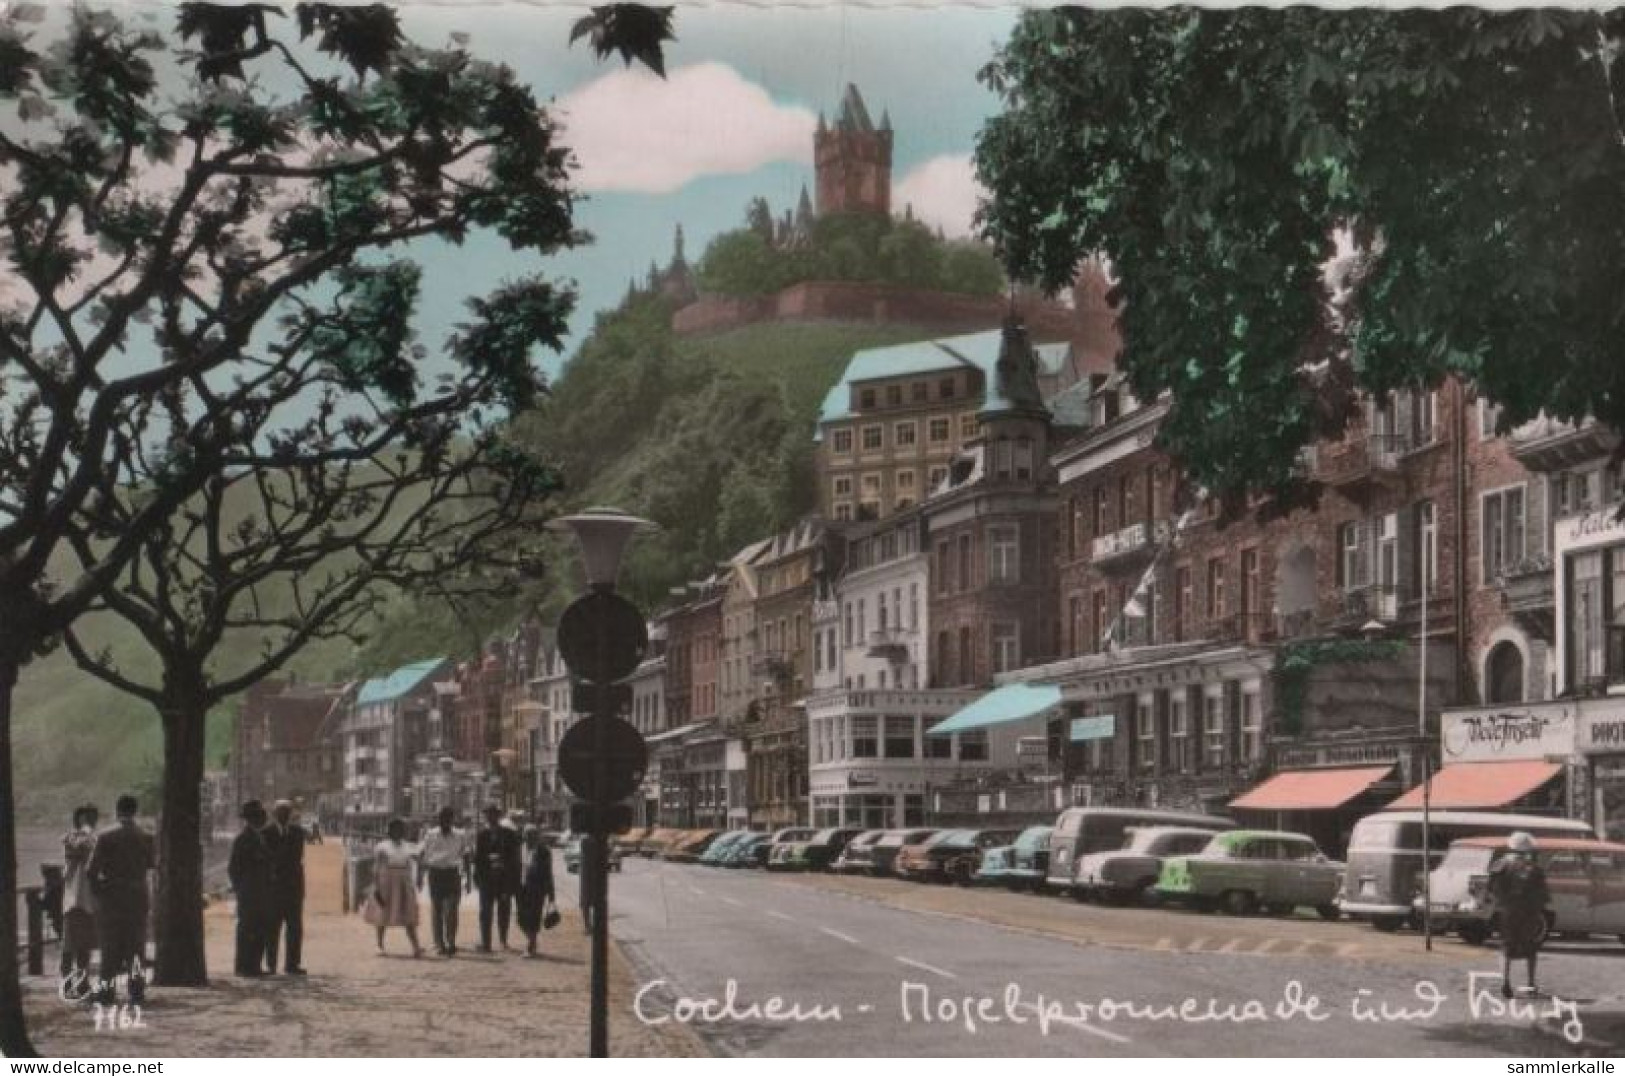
[13,295,949,819]
[697,209,1005,298]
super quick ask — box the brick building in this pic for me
[230,678,348,822]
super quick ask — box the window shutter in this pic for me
[1225,681,1243,765]
[1397,503,1417,600]
[1188,685,1204,775]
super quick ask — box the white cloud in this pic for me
[894,154,986,239]
[556,62,815,194]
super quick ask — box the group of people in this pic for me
[226,798,308,978]
[58,795,156,1004]
[365,805,558,959]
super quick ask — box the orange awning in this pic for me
[1229,765,1395,811]
[1386,760,1564,811]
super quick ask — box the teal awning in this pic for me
[927,683,1062,736]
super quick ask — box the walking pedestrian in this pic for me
[472,804,520,952]
[577,833,598,935]
[368,818,424,957]
[86,794,154,1004]
[228,800,273,978]
[515,826,556,958]
[60,805,99,995]
[419,807,469,956]
[1488,830,1550,998]
[264,800,307,975]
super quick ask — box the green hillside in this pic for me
[11,297,954,820]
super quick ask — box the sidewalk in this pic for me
[1540,994,1625,1057]
[23,844,705,1057]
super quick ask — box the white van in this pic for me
[1338,810,1593,930]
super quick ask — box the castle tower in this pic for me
[814,83,892,218]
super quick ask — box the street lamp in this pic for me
[547,506,656,1059]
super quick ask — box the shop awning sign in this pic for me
[1441,705,1575,761]
[1070,715,1115,742]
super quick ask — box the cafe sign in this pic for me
[1441,704,1576,761]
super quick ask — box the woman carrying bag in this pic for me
[515,826,558,958]
[366,818,424,958]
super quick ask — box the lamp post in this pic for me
[548,507,656,1058]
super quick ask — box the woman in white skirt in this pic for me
[368,818,423,957]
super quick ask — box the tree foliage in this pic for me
[976,7,1625,501]
[0,1,580,1047]
[697,209,1005,299]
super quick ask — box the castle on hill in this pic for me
[637,84,1106,356]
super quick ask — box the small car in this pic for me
[778,828,863,872]
[1418,835,1625,946]
[896,829,1019,884]
[866,828,938,877]
[832,830,888,874]
[698,830,755,866]
[1156,829,1342,918]
[754,827,816,869]
[664,829,723,862]
[562,835,624,874]
[720,832,772,867]
[1073,825,1233,904]
[974,825,1053,890]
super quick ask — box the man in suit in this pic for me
[263,799,307,975]
[472,804,521,951]
[86,794,154,1004]
[227,800,273,978]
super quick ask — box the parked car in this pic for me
[896,829,1019,884]
[665,829,724,862]
[1418,835,1625,946]
[974,826,1053,890]
[698,831,755,866]
[1338,810,1595,931]
[562,835,624,874]
[721,832,772,868]
[1072,825,1232,904]
[866,828,938,877]
[754,827,816,869]
[1156,830,1342,918]
[832,830,888,874]
[1047,808,1232,890]
[637,827,684,858]
[779,828,863,872]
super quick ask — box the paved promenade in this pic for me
[23,843,705,1057]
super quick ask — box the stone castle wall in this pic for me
[670,281,1081,343]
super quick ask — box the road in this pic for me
[606,857,1624,1057]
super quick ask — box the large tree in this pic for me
[62,397,556,987]
[975,7,1625,500]
[0,2,579,1053]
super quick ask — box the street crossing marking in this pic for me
[1217,938,1244,953]
[720,896,742,907]
[896,955,958,980]
[820,927,861,946]
[767,910,794,922]
[1255,938,1281,954]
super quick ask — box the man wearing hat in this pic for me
[472,804,522,951]
[228,800,273,977]
[86,794,154,1003]
[264,799,307,975]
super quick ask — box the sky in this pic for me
[390,1,1023,373]
[0,1,1021,383]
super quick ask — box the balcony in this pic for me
[1318,433,1407,492]
[1510,416,1620,472]
[1090,520,1167,574]
[1275,609,1317,641]
[1328,584,1402,632]
[1498,556,1555,616]
[866,628,910,663]
[1210,612,1276,646]
[750,650,794,681]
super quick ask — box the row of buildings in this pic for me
[230,295,1625,853]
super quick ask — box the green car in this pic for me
[1156,829,1342,919]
